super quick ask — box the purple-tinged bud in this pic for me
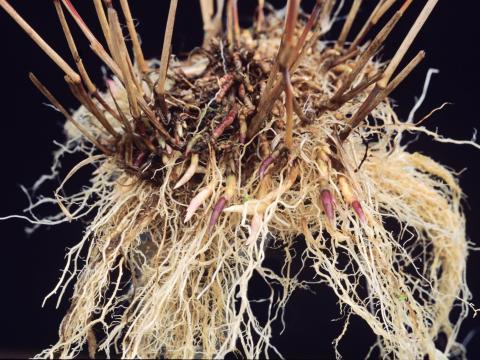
[208,196,227,232]
[133,151,147,168]
[320,189,334,221]
[352,200,366,223]
[259,155,274,178]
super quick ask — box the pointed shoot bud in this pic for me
[133,151,147,168]
[184,186,213,223]
[208,196,227,232]
[259,155,274,178]
[320,189,334,221]
[225,174,237,199]
[174,154,199,189]
[338,176,366,223]
[246,213,263,245]
[352,200,366,223]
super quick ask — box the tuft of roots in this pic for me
[1,0,476,359]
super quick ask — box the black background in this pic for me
[0,1,479,358]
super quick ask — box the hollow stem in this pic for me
[119,0,149,73]
[108,7,141,120]
[29,73,111,155]
[155,0,179,99]
[331,8,404,103]
[0,0,80,83]
[283,69,294,150]
[256,0,265,31]
[93,0,113,53]
[378,0,438,88]
[227,0,240,48]
[292,0,322,65]
[349,0,397,50]
[337,0,362,48]
[60,0,123,80]
[340,51,425,142]
[67,79,120,139]
[53,0,95,92]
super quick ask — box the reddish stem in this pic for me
[213,105,238,139]
[215,73,235,102]
[293,1,322,59]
